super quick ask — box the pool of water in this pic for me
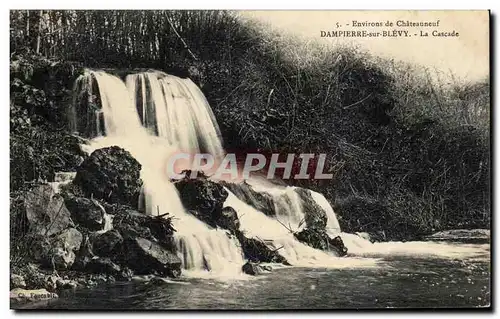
[17,240,490,310]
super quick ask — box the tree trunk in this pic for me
[35,10,42,54]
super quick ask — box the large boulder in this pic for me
[294,229,348,257]
[242,260,267,276]
[50,228,83,269]
[175,174,228,228]
[73,146,142,208]
[113,207,176,251]
[124,237,181,278]
[176,174,243,233]
[222,181,275,216]
[24,184,74,236]
[64,196,105,231]
[235,230,289,264]
[55,228,83,252]
[30,228,83,269]
[115,222,153,242]
[89,230,124,257]
[295,188,327,230]
[218,207,240,233]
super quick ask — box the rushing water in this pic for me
[21,240,490,309]
[73,70,248,274]
[70,69,374,274]
[61,69,491,309]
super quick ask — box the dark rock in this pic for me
[85,257,122,276]
[64,196,105,231]
[262,265,273,272]
[73,146,143,208]
[222,181,275,216]
[24,185,74,236]
[90,230,123,257]
[116,222,153,241]
[295,188,327,230]
[176,175,242,233]
[175,175,228,228]
[113,208,176,251]
[294,229,348,257]
[294,228,328,250]
[218,206,240,233]
[242,260,265,275]
[124,237,182,278]
[236,230,289,264]
[329,236,348,257]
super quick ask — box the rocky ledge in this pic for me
[10,147,180,305]
[11,150,351,306]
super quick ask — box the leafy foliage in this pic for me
[10,53,85,192]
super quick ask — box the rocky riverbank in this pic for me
[11,145,349,305]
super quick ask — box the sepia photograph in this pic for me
[8,9,491,310]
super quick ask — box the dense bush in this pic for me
[10,53,85,191]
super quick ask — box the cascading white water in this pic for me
[309,190,342,236]
[233,178,341,236]
[223,182,488,263]
[74,70,245,275]
[224,189,377,268]
[125,72,225,160]
[71,68,486,278]
[49,172,77,193]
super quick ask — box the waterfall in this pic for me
[49,172,77,193]
[70,68,490,278]
[125,71,224,160]
[95,201,114,234]
[72,68,378,275]
[71,69,371,273]
[309,190,342,236]
[73,70,246,275]
[224,190,376,268]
